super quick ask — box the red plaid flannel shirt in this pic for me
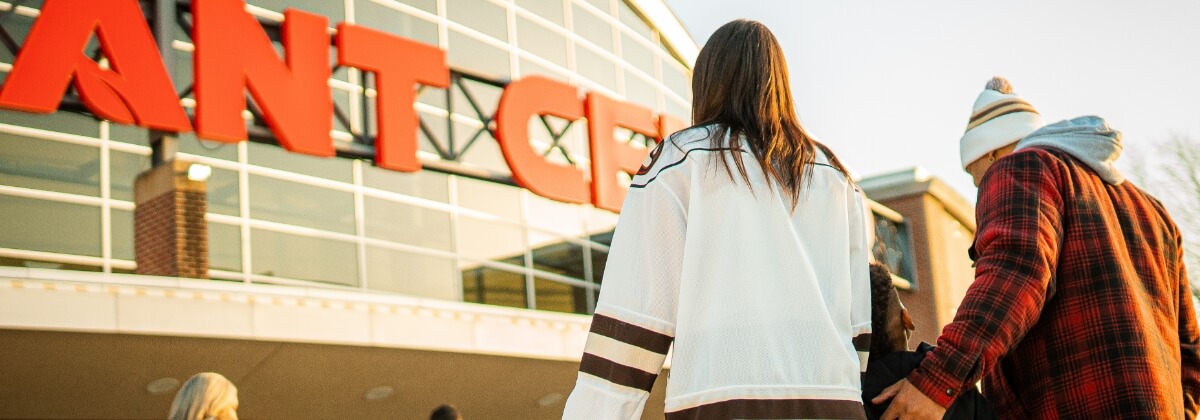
[907,147,1200,419]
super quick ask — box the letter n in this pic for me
[193,0,332,156]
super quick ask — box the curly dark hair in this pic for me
[869,262,899,359]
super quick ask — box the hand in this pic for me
[873,379,947,420]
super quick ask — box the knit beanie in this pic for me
[959,77,1044,169]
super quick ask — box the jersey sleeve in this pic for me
[848,185,873,372]
[562,173,687,420]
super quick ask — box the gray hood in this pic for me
[1015,115,1125,185]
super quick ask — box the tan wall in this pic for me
[877,194,976,347]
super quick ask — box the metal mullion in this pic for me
[0,124,105,148]
[0,248,106,267]
[445,74,456,157]
[0,185,105,207]
[100,121,113,274]
[353,160,369,291]
[447,174,464,301]
[238,141,252,283]
[361,237,456,260]
[246,219,361,244]
[520,190,535,310]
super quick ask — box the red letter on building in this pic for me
[336,24,449,172]
[586,93,659,213]
[193,0,332,156]
[494,76,588,204]
[0,0,190,131]
[657,114,688,143]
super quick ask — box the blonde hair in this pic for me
[168,372,239,420]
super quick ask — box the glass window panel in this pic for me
[0,12,34,64]
[205,167,240,217]
[662,58,692,100]
[417,84,448,109]
[0,110,99,138]
[250,228,358,286]
[873,217,917,282]
[530,231,585,280]
[178,133,238,161]
[461,265,527,309]
[0,133,100,196]
[448,30,511,79]
[363,196,453,251]
[332,88,352,133]
[366,247,456,299]
[363,166,449,202]
[209,221,243,273]
[110,150,151,203]
[173,50,195,99]
[621,33,655,75]
[369,0,437,14]
[248,142,352,182]
[457,216,525,265]
[534,277,589,314]
[517,0,564,26]
[623,70,659,111]
[571,5,612,51]
[618,1,652,39]
[576,45,617,92]
[355,0,439,45]
[516,16,567,68]
[527,195,583,236]
[108,124,150,145]
[665,98,691,125]
[111,208,135,261]
[456,177,521,221]
[447,0,508,41]
[455,122,511,174]
[0,195,101,256]
[0,256,100,272]
[247,0,343,20]
[518,58,569,81]
[452,79,504,122]
[582,0,611,12]
[249,175,355,234]
[589,247,607,283]
[584,208,618,244]
[411,111,448,157]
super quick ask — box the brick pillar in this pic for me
[134,160,208,279]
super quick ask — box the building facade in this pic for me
[0,0,975,418]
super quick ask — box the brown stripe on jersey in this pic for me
[853,333,872,352]
[666,398,867,420]
[579,353,659,392]
[589,313,673,354]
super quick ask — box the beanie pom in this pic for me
[985,76,1014,94]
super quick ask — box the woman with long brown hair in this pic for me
[562,19,871,419]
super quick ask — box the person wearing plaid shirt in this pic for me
[876,78,1200,419]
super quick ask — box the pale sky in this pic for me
[665,0,1200,200]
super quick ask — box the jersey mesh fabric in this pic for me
[563,125,873,419]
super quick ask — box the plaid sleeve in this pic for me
[1176,228,1200,419]
[907,150,1065,407]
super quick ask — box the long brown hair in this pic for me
[691,20,849,207]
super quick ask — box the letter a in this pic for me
[0,0,191,132]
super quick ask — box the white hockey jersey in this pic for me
[563,125,872,420]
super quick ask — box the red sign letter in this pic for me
[193,0,332,156]
[657,114,688,143]
[336,24,449,172]
[586,93,659,213]
[0,0,190,131]
[494,77,588,204]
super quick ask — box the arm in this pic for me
[849,186,873,374]
[562,178,686,420]
[1177,230,1200,419]
[907,151,1065,407]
